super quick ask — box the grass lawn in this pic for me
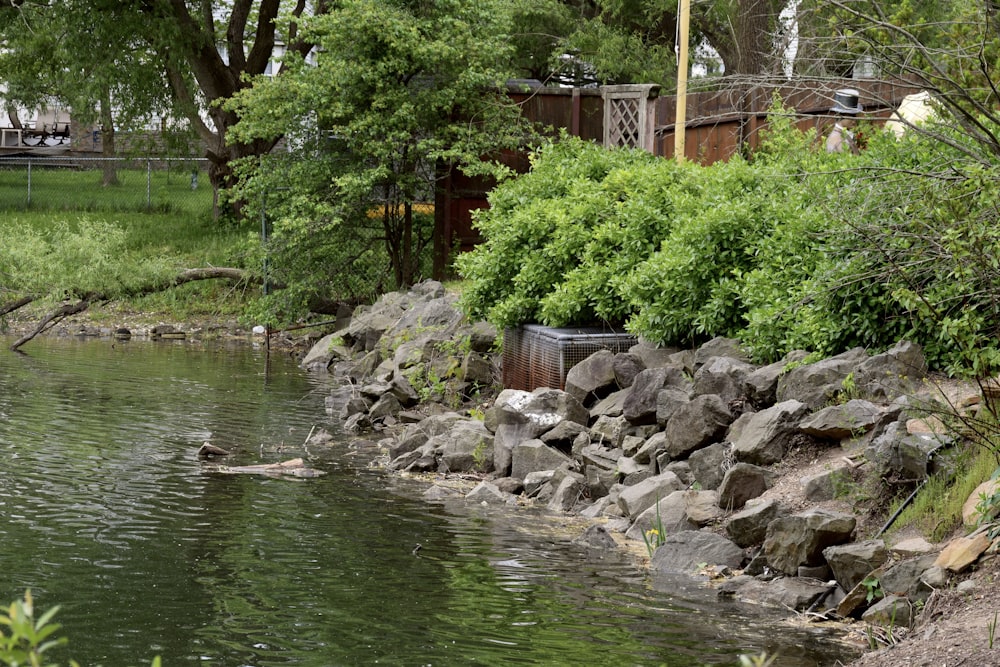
[0,175,258,324]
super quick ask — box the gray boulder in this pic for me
[692,356,755,404]
[855,340,928,401]
[776,348,869,410]
[548,471,586,511]
[823,540,889,592]
[589,388,629,419]
[693,337,750,367]
[687,442,730,490]
[655,387,692,426]
[663,394,732,460]
[866,421,950,480]
[744,350,809,408]
[799,399,883,440]
[511,439,572,480]
[764,508,857,576]
[623,367,692,425]
[613,352,646,389]
[731,400,809,466]
[492,388,589,475]
[466,481,517,505]
[624,490,695,541]
[725,498,782,547]
[617,472,685,518]
[564,349,618,404]
[738,577,838,612]
[718,462,775,510]
[590,415,628,448]
[437,421,494,474]
[301,332,351,371]
[650,530,744,573]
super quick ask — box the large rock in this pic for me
[866,421,949,480]
[624,490,695,541]
[617,472,685,518]
[823,540,888,592]
[776,348,869,410]
[731,400,809,466]
[564,349,618,405]
[744,350,809,408]
[764,508,857,575]
[687,442,730,490]
[623,367,692,425]
[548,471,587,511]
[692,356,755,404]
[693,337,750,367]
[650,530,744,574]
[725,498,782,547]
[511,439,572,480]
[717,462,774,511]
[655,388,691,426]
[437,421,494,474]
[301,332,351,371]
[799,399,883,440]
[613,352,646,389]
[663,394,732,460]
[492,388,589,475]
[879,554,937,602]
[855,340,928,401]
[737,577,837,612]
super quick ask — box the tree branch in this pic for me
[7,267,269,351]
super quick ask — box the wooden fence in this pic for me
[432,78,924,278]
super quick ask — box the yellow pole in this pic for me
[674,0,690,163]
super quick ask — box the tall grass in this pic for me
[0,174,255,322]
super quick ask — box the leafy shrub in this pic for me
[458,100,1000,373]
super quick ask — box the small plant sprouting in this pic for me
[989,610,998,649]
[862,574,884,604]
[738,652,777,667]
[641,498,666,557]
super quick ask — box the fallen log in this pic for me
[8,266,266,351]
[203,457,327,479]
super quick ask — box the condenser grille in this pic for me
[502,324,637,391]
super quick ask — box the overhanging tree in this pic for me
[225,0,531,322]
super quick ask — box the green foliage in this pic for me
[458,135,676,328]
[0,590,72,667]
[0,218,177,302]
[862,575,884,604]
[0,590,161,667]
[228,0,529,325]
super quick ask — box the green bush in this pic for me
[458,101,1000,373]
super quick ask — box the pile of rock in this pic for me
[302,281,997,629]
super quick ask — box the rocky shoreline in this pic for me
[299,281,1000,665]
[8,282,998,664]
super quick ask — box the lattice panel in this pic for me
[602,84,660,153]
[608,98,641,147]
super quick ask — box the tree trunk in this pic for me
[99,85,119,186]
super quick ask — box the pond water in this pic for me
[0,336,860,666]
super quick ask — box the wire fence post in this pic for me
[146,159,152,210]
[26,158,31,207]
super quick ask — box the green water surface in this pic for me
[0,336,858,666]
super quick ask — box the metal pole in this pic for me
[26,158,31,207]
[146,159,152,210]
[674,0,690,163]
[261,196,270,353]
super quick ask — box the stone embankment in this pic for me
[301,281,997,636]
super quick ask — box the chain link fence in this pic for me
[0,157,212,215]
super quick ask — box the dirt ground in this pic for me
[844,555,1000,667]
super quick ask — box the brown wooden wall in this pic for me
[433,78,923,279]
